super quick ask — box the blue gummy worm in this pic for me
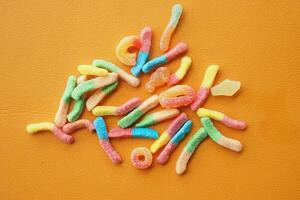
[142,55,167,73]
[132,128,159,139]
[131,51,149,76]
[171,120,193,144]
[93,117,108,140]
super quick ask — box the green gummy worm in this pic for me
[67,97,86,122]
[118,109,143,128]
[62,75,77,103]
[185,128,208,153]
[135,114,156,127]
[92,59,120,72]
[200,117,221,143]
[71,79,96,100]
[102,81,118,94]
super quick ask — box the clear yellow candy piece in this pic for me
[211,79,241,96]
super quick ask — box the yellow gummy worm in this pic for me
[26,122,55,134]
[196,108,224,121]
[78,65,109,77]
[175,56,192,79]
[150,132,170,153]
[201,65,219,88]
[92,106,118,116]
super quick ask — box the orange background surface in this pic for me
[1,0,300,199]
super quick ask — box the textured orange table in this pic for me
[1,1,299,199]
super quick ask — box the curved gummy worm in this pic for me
[159,85,196,108]
[131,147,153,169]
[197,108,247,130]
[176,128,208,174]
[77,65,109,76]
[190,65,219,111]
[131,27,152,76]
[160,4,183,52]
[71,73,118,100]
[118,95,159,128]
[86,81,119,111]
[26,122,74,144]
[150,113,188,153]
[108,127,158,139]
[157,120,192,165]
[55,76,77,127]
[92,97,142,116]
[135,109,180,127]
[62,119,95,134]
[93,59,140,87]
[67,75,87,122]
[201,117,243,152]
[94,117,122,164]
[116,35,141,66]
[142,42,188,73]
[168,56,192,86]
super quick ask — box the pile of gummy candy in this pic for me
[26,4,247,175]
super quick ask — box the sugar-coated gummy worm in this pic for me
[135,109,180,127]
[55,75,77,127]
[131,27,152,76]
[168,56,192,86]
[150,113,188,153]
[142,42,188,73]
[86,81,118,111]
[176,128,208,174]
[201,117,242,152]
[159,85,196,108]
[92,97,142,116]
[157,120,192,165]
[160,4,183,52]
[67,75,87,122]
[62,119,95,134]
[26,122,74,144]
[197,108,247,130]
[71,73,118,100]
[92,59,140,87]
[108,127,158,139]
[116,35,141,66]
[190,65,219,111]
[77,65,109,76]
[131,147,153,169]
[118,95,159,128]
[93,117,122,164]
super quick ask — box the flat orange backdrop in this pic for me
[1,0,300,199]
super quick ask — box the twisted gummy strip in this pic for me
[26,122,74,144]
[200,117,242,152]
[94,117,122,164]
[176,128,208,174]
[62,119,95,134]
[93,59,140,87]
[92,97,142,116]
[135,108,180,127]
[77,65,108,76]
[142,42,188,73]
[190,65,219,111]
[118,95,159,128]
[150,113,188,153]
[160,4,183,52]
[168,56,192,86]
[131,27,152,76]
[71,73,118,100]
[108,127,158,139]
[197,108,247,130]
[55,75,77,127]
[67,75,87,122]
[157,120,192,165]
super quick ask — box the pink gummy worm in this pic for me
[108,128,132,138]
[62,119,95,134]
[190,88,210,111]
[165,42,188,61]
[221,116,247,130]
[166,113,188,138]
[99,139,122,164]
[52,126,74,144]
[168,74,180,86]
[116,97,142,116]
[140,27,152,52]
[156,142,178,165]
